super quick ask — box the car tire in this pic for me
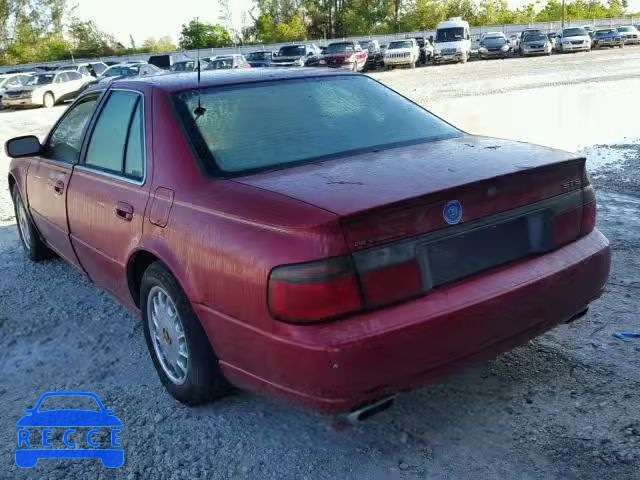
[140,261,233,405]
[12,186,53,262]
[43,92,55,108]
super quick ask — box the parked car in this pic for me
[520,28,543,45]
[520,33,553,56]
[384,39,420,69]
[413,36,434,64]
[0,73,32,107]
[148,54,189,70]
[55,62,108,77]
[617,25,640,45]
[508,33,521,52]
[359,40,384,71]
[6,69,610,416]
[480,31,506,42]
[2,71,90,108]
[319,41,368,71]
[100,63,162,79]
[204,55,251,70]
[272,44,321,67]
[169,59,210,72]
[478,35,511,59]
[245,51,275,68]
[433,17,472,64]
[593,28,624,48]
[556,27,592,53]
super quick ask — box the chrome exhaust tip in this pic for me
[344,395,396,424]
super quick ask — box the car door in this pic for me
[67,89,150,304]
[64,72,86,99]
[26,94,101,269]
[51,72,67,100]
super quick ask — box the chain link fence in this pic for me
[2,16,638,71]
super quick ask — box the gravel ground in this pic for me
[1,48,639,480]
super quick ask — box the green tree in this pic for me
[178,19,234,49]
[142,35,177,53]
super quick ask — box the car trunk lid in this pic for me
[253,135,595,319]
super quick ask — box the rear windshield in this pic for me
[279,45,306,56]
[563,28,587,36]
[103,66,139,77]
[326,42,355,53]
[246,52,270,61]
[482,37,506,45]
[388,40,413,49]
[172,76,459,176]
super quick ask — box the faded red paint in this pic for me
[8,71,611,414]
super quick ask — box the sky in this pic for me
[76,0,640,45]
[75,0,256,45]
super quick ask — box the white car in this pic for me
[2,71,90,108]
[617,26,640,45]
[556,27,592,53]
[0,73,33,107]
[383,39,420,69]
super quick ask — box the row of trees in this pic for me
[0,0,634,66]
[250,0,631,42]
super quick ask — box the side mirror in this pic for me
[5,135,41,158]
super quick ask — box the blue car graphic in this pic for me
[16,391,123,468]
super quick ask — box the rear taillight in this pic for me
[268,256,362,323]
[353,243,424,308]
[581,201,596,235]
[554,208,582,247]
[553,185,596,247]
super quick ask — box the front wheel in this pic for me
[141,261,232,405]
[12,187,53,261]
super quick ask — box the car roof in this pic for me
[112,68,359,93]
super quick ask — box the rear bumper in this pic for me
[196,229,610,414]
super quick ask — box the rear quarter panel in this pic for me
[141,90,347,333]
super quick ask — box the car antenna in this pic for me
[193,16,206,120]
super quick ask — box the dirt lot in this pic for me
[1,48,639,480]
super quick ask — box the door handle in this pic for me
[115,202,134,221]
[53,180,64,195]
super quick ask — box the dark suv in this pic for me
[272,44,321,67]
[359,40,384,71]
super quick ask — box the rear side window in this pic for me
[172,76,459,176]
[85,91,145,180]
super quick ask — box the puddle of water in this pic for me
[428,79,640,153]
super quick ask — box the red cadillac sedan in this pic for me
[6,70,610,418]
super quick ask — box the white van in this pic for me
[433,17,472,64]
